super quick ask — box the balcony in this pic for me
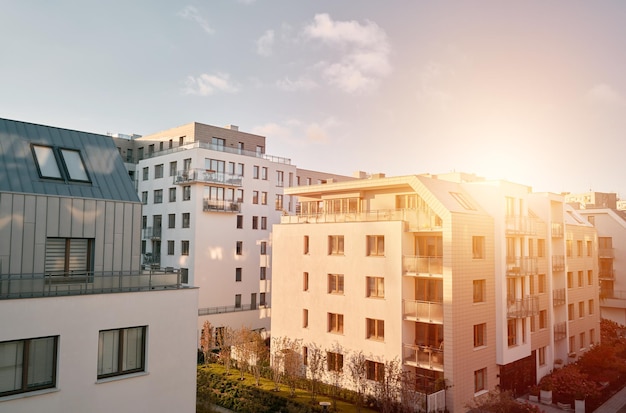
[599,269,615,280]
[203,199,242,213]
[554,321,567,341]
[505,216,537,235]
[553,288,566,306]
[599,248,614,258]
[174,168,243,187]
[552,255,565,272]
[198,302,270,316]
[142,226,161,240]
[281,208,443,231]
[403,299,443,324]
[506,256,538,277]
[507,295,539,318]
[0,269,187,299]
[403,256,443,276]
[142,141,291,165]
[403,344,444,371]
[551,223,563,238]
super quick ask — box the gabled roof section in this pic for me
[0,118,139,202]
[564,205,593,227]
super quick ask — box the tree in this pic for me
[270,336,285,392]
[199,320,214,365]
[306,343,326,403]
[347,350,368,412]
[550,364,601,404]
[281,337,304,397]
[250,331,269,386]
[216,326,234,375]
[465,389,543,413]
[234,326,254,380]
[373,358,402,413]
[326,342,345,411]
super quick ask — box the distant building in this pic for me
[0,118,198,413]
[112,122,354,338]
[272,173,599,412]
[565,191,617,209]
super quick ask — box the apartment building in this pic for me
[114,122,353,337]
[0,118,198,413]
[271,173,599,412]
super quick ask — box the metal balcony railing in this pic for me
[403,344,444,371]
[507,295,539,318]
[403,299,443,324]
[202,199,242,213]
[552,255,565,272]
[142,227,161,239]
[601,290,626,300]
[506,256,538,277]
[174,168,243,187]
[553,288,566,306]
[198,302,270,316]
[599,269,615,280]
[0,269,186,299]
[141,141,291,165]
[554,321,567,341]
[505,216,537,235]
[403,256,443,275]
[551,223,563,238]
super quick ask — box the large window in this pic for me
[327,352,343,372]
[328,274,344,294]
[97,326,146,379]
[45,237,93,277]
[0,336,58,396]
[328,313,344,334]
[154,189,163,204]
[366,360,384,381]
[155,164,164,179]
[367,235,385,256]
[474,368,487,393]
[33,145,62,179]
[366,276,384,298]
[32,145,90,182]
[328,235,345,255]
[366,318,384,341]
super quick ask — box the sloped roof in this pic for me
[0,118,139,202]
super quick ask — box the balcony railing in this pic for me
[553,288,566,306]
[551,223,563,238]
[601,290,626,300]
[403,344,444,371]
[552,255,565,272]
[174,168,243,187]
[142,226,161,239]
[403,256,443,275]
[505,216,537,235]
[202,199,241,213]
[506,256,538,277]
[0,269,186,299]
[599,269,615,280]
[198,302,270,316]
[554,321,567,341]
[141,141,291,165]
[403,299,443,324]
[599,248,614,258]
[281,208,443,231]
[507,295,539,318]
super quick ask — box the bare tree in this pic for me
[250,331,268,386]
[270,336,285,391]
[374,357,402,413]
[216,326,234,375]
[199,320,214,365]
[234,326,254,380]
[282,337,303,397]
[398,369,424,413]
[326,342,345,411]
[306,343,326,403]
[347,350,368,413]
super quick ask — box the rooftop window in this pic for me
[32,144,90,183]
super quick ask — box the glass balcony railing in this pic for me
[599,269,615,280]
[506,256,538,277]
[505,216,537,235]
[142,141,291,165]
[142,227,161,239]
[554,321,567,341]
[403,299,443,324]
[506,295,539,318]
[552,255,565,272]
[403,256,443,275]
[174,168,243,187]
[202,199,242,213]
[599,248,614,258]
[551,223,563,238]
[402,344,444,371]
[553,288,566,306]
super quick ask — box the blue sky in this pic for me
[2,1,626,196]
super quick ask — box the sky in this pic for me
[2,1,626,196]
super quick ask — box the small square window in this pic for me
[97,327,146,379]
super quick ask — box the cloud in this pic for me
[276,76,317,92]
[183,73,240,96]
[177,5,214,34]
[587,83,624,106]
[256,30,275,56]
[252,118,338,145]
[302,13,391,93]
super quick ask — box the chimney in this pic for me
[225,124,239,131]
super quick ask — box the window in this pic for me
[474,368,487,393]
[276,171,284,187]
[235,268,242,282]
[45,238,93,276]
[328,235,345,255]
[580,332,586,350]
[253,166,259,179]
[236,241,243,255]
[589,299,594,315]
[450,191,476,210]
[252,216,258,229]
[235,294,242,308]
[472,236,485,259]
[261,192,267,205]
[367,235,385,256]
[302,309,308,328]
[537,239,545,257]
[538,274,546,293]
[307,177,312,185]
[579,301,585,318]
[260,267,267,280]
[367,276,385,298]
[0,336,58,396]
[275,194,283,210]
[473,279,486,303]
[302,347,308,366]
[252,191,259,204]
[153,189,163,204]
[590,328,596,345]
[141,191,148,204]
[587,240,592,257]
[169,161,177,176]
[260,241,267,255]
[183,186,191,201]
[181,213,190,228]
[97,326,146,379]
[261,167,268,180]
[181,241,189,256]
[260,293,266,307]
[569,336,576,353]
[169,187,176,202]
[507,319,516,346]
[539,310,547,329]
[578,271,583,287]
[328,274,344,294]
[328,313,344,334]
[568,303,574,320]
[327,352,343,372]
[529,275,535,295]
[142,167,149,181]
[530,315,536,332]
[303,236,309,254]
[261,216,267,230]
[567,272,573,288]
[303,272,309,291]
[367,318,384,341]
[538,347,546,366]
[528,239,534,257]
[237,163,244,176]
[588,270,593,286]
[366,360,384,381]
[566,240,572,257]
[155,164,163,179]
[168,214,175,228]
[236,215,243,229]
[474,323,486,347]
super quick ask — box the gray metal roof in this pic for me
[0,118,139,202]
